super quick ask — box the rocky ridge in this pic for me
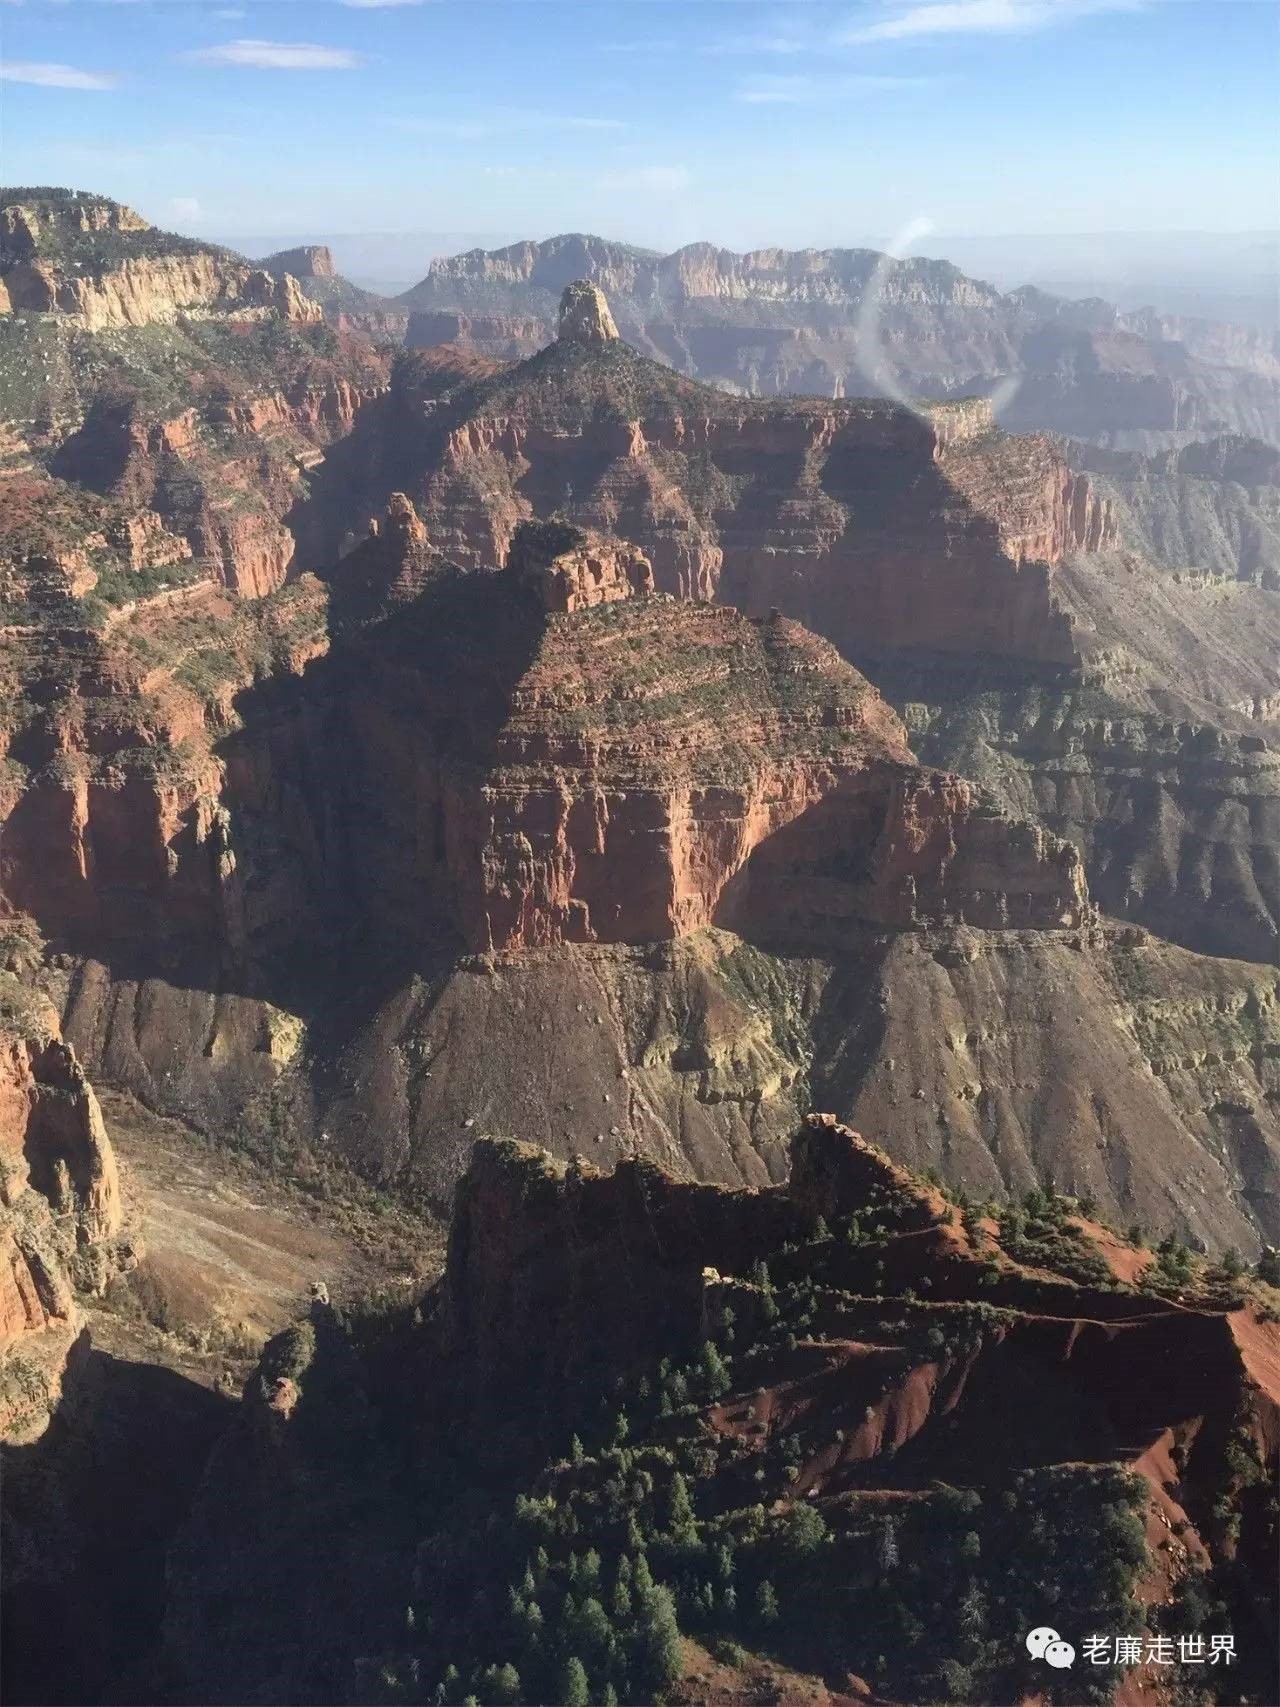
[0,258,1275,1256]
[1,189,320,332]
[159,1115,1280,1706]
[399,232,1280,448]
[0,188,391,598]
[0,942,126,1441]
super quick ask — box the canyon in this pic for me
[0,186,1278,1707]
[394,233,1280,450]
[1,219,1277,1254]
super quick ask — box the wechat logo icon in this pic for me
[1027,1627,1076,1669]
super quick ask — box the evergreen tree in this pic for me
[755,1580,780,1625]
[492,1663,521,1705]
[558,1656,590,1707]
[699,1341,731,1399]
[668,1471,698,1542]
[637,1583,683,1690]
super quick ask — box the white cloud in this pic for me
[393,108,624,141]
[844,0,1143,44]
[169,196,202,220]
[597,166,692,195]
[0,59,117,89]
[736,72,937,103]
[187,40,364,71]
[704,31,811,57]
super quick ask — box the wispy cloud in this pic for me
[0,59,117,89]
[169,196,202,221]
[736,72,937,104]
[339,0,430,7]
[702,30,813,58]
[598,40,681,57]
[186,40,364,71]
[392,108,625,141]
[597,166,691,195]
[843,0,1144,44]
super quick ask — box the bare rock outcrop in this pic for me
[0,993,124,1440]
[0,190,320,331]
[506,517,653,611]
[556,279,620,347]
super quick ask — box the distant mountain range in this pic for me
[261,231,1280,452]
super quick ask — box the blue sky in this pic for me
[1,0,1277,254]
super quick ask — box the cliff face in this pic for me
[1,191,319,332]
[219,504,1083,969]
[312,328,1110,668]
[306,291,1274,965]
[0,190,390,600]
[398,233,1280,448]
[1066,433,1280,590]
[0,977,123,1440]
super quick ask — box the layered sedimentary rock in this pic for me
[1066,433,1280,590]
[0,971,123,1440]
[1,190,319,332]
[299,287,1276,964]
[399,232,1280,447]
[261,244,411,343]
[0,190,390,597]
[506,516,654,612]
[304,307,1112,668]
[276,514,1088,963]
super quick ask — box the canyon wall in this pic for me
[399,233,1280,448]
[0,981,123,1441]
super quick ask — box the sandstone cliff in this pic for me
[300,287,1275,966]
[1,189,320,332]
[399,232,1280,448]
[1,190,390,598]
[0,959,123,1440]
[306,305,1112,667]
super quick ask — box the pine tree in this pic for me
[493,1663,521,1705]
[558,1656,590,1707]
[754,1580,779,1625]
[668,1471,698,1542]
[699,1340,730,1399]
[570,1433,585,1465]
[637,1583,683,1689]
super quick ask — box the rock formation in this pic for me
[398,233,1280,448]
[260,244,335,281]
[161,1115,1280,1707]
[1,221,1276,1257]
[297,285,1274,964]
[0,964,124,1441]
[556,278,620,347]
[506,517,654,611]
[0,189,390,598]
